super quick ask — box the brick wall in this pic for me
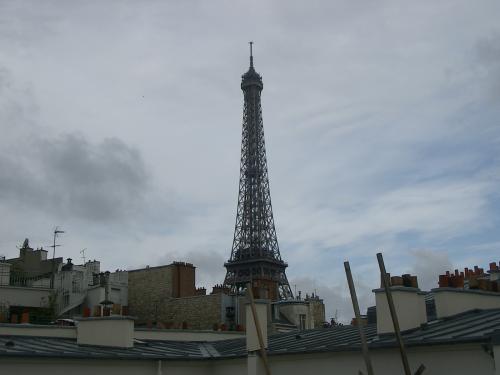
[171,263,196,298]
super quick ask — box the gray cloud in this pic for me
[36,134,148,221]
[476,33,500,101]
[0,67,149,222]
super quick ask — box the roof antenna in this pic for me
[249,41,254,68]
[80,248,87,264]
[50,226,65,288]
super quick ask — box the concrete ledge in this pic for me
[0,322,244,342]
[0,323,74,328]
[135,327,243,334]
[372,286,426,295]
[0,285,52,291]
[431,287,500,296]
[274,300,309,306]
[135,329,244,341]
[0,324,76,338]
[75,315,137,321]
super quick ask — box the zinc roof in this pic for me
[0,308,499,360]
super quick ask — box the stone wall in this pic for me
[135,294,223,330]
[165,294,222,330]
[128,265,174,320]
[309,299,325,328]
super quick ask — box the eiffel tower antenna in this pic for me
[223,44,293,300]
[249,41,254,68]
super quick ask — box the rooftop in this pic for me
[0,308,499,360]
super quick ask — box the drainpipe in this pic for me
[157,360,162,375]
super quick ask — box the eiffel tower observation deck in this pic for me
[224,43,293,301]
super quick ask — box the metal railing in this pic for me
[0,270,52,289]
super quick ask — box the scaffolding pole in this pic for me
[344,261,375,375]
[246,284,272,375]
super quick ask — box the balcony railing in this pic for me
[0,270,52,289]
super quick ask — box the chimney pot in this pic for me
[381,273,391,288]
[439,275,449,288]
[402,274,412,287]
[410,275,418,288]
[391,276,403,286]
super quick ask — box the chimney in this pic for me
[246,299,268,375]
[245,299,268,351]
[489,262,500,282]
[433,262,500,318]
[432,288,500,319]
[76,316,135,348]
[373,276,426,335]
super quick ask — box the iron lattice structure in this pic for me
[224,46,293,300]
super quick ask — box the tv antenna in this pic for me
[50,227,65,288]
[80,248,87,264]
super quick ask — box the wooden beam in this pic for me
[376,253,412,375]
[344,261,375,375]
[247,284,272,375]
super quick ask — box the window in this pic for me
[299,314,306,330]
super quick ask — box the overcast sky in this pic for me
[1,1,499,321]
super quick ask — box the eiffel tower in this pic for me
[224,43,293,301]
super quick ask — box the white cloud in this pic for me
[410,249,453,291]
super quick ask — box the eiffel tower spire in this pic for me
[224,44,293,300]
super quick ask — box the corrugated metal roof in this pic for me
[0,309,499,360]
[374,308,500,347]
[0,336,212,360]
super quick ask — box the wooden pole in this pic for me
[247,284,272,375]
[414,364,426,375]
[376,253,412,375]
[344,261,375,375]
